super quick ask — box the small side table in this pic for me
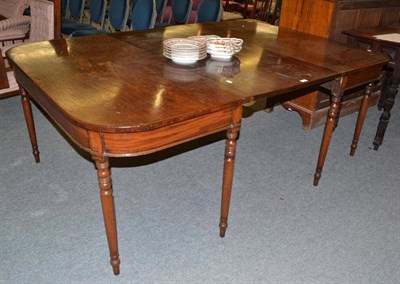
[343,25,400,150]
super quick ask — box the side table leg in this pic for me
[377,69,390,111]
[220,106,242,238]
[350,82,373,156]
[373,79,398,150]
[93,156,121,275]
[314,79,345,186]
[20,87,40,163]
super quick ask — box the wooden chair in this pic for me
[255,0,280,24]
[252,0,273,21]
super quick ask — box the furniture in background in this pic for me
[0,0,60,98]
[62,0,85,24]
[129,0,157,30]
[61,0,107,35]
[0,0,31,45]
[195,0,222,23]
[69,0,140,36]
[343,24,400,151]
[156,0,193,26]
[7,20,387,274]
[61,0,68,17]
[223,0,280,24]
[155,0,168,22]
[277,0,400,130]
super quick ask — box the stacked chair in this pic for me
[195,0,222,23]
[61,0,107,35]
[158,0,222,25]
[155,0,192,27]
[62,0,85,24]
[62,0,225,38]
[69,0,155,37]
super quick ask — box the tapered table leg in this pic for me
[350,82,374,156]
[220,106,242,238]
[93,156,120,275]
[314,79,346,186]
[20,87,40,163]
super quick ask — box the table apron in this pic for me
[21,84,237,157]
[345,65,385,89]
[90,108,237,157]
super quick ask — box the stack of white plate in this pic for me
[187,35,220,43]
[206,38,243,61]
[163,38,207,65]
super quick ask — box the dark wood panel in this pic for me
[356,8,382,28]
[330,9,359,42]
[380,7,400,26]
[338,0,400,10]
[279,0,336,38]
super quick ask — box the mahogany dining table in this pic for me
[6,20,388,275]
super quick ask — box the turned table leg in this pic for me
[93,156,120,275]
[219,107,242,238]
[20,87,40,163]
[373,76,399,150]
[350,82,375,156]
[314,79,346,186]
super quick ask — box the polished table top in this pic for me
[6,20,352,135]
[7,20,388,135]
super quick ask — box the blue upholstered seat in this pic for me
[195,0,222,23]
[62,0,107,35]
[155,0,192,27]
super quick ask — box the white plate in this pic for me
[171,57,199,65]
[210,54,233,61]
[188,35,220,43]
[163,38,206,49]
[163,38,207,64]
[206,38,243,58]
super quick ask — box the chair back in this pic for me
[61,0,68,17]
[67,0,85,21]
[155,0,167,22]
[131,0,140,8]
[130,0,156,30]
[169,0,192,24]
[88,0,107,28]
[0,0,30,18]
[107,0,129,31]
[253,0,273,22]
[30,0,55,41]
[195,0,222,23]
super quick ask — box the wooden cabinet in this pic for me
[278,0,400,129]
